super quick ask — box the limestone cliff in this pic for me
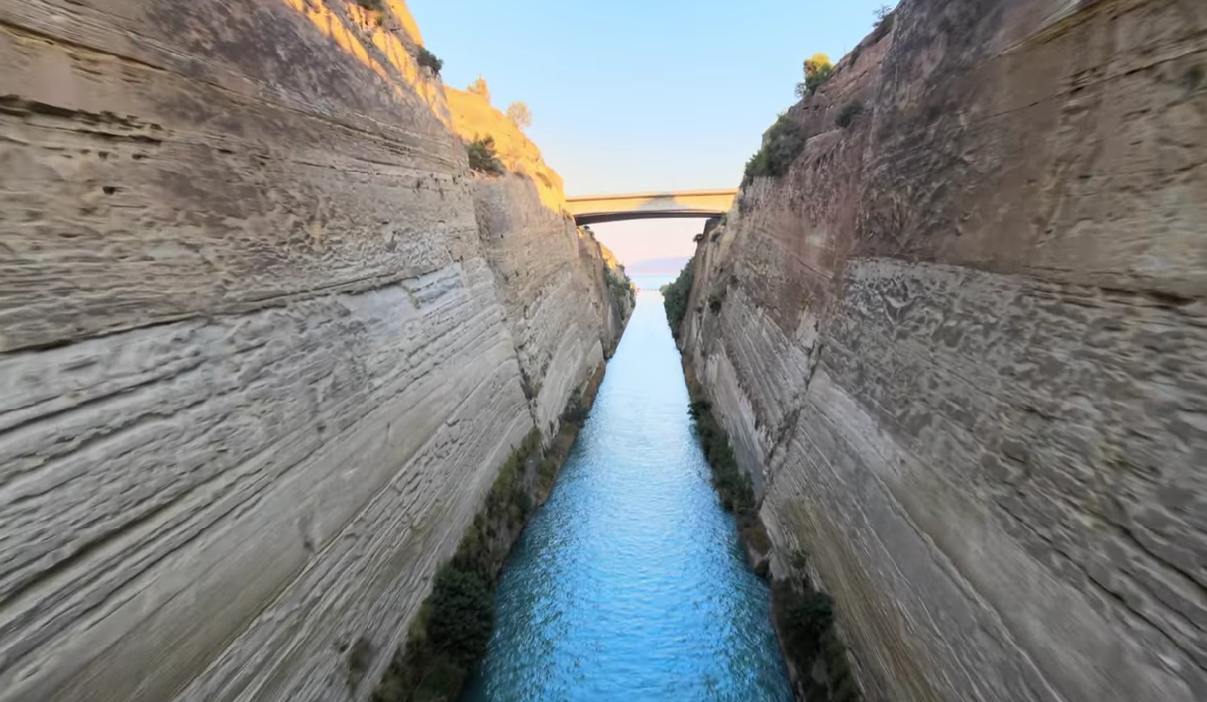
[682,1,1207,701]
[0,2,628,702]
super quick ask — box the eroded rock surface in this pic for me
[683,2,1207,701]
[0,1,628,701]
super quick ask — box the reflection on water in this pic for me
[462,292,792,702]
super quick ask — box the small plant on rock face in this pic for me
[352,0,385,11]
[426,565,493,666]
[466,136,504,174]
[871,4,896,44]
[560,389,589,426]
[836,100,865,128]
[742,114,805,184]
[661,257,694,339]
[417,46,443,75]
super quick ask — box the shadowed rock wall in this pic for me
[683,1,1207,701]
[0,1,627,701]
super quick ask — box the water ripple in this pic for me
[462,292,793,702]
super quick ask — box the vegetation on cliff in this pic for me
[371,383,600,702]
[660,258,694,340]
[684,378,862,702]
[467,76,490,101]
[835,101,865,129]
[506,102,533,130]
[742,115,806,184]
[796,53,834,98]
[687,394,755,516]
[604,265,636,319]
[466,136,504,174]
[772,555,863,702]
[416,46,443,75]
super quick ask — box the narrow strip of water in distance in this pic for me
[462,288,793,702]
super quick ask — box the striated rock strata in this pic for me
[682,1,1207,701]
[0,1,629,701]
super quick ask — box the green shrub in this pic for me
[466,136,504,174]
[660,257,694,339]
[835,101,864,128]
[686,382,755,517]
[742,115,805,184]
[352,0,384,10]
[871,5,896,44]
[603,265,635,313]
[796,54,834,98]
[426,565,494,666]
[771,579,864,702]
[373,430,545,702]
[417,46,443,75]
[560,389,589,426]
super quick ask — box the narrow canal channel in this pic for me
[463,290,793,702]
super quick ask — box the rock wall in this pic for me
[0,2,627,701]
[682,2,1207,701]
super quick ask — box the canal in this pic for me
[462,289,793,702]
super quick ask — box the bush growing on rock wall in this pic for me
[771,577,864,702]
[684,376,861,701]
[352,0,385,11]
[871,5,896,44]
[835,101,865,128]
[466,136,504,174]
[660,257,694,339]
[687,394,755,515]
[742,115,805,184]
[372,430,546,702]
[706,288,726,312]
[603,265,635,315]
[796,53,834,98]
[561,389,589,426]
[426,566,494,665]
[416,46,443,75]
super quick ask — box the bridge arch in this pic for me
[566,189,736,226]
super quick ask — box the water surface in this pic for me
[463,291,792,702]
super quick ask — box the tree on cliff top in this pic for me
[506,102,532,130]
[467,76,491,103]
[871,4,897,43]
[796,53,834,98]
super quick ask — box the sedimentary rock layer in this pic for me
[0,1,627,701]
[683,2,1207,701]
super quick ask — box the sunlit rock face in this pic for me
[682,2,1207,701]
[0,1,627,701]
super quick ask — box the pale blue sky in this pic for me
[409,0,889,263]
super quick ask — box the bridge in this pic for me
[565,189,737,226]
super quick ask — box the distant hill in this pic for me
[624,256,691,275]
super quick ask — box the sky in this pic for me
[409,0,890,264]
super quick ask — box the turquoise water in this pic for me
[462,291,793,702]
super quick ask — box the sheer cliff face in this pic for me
[0,2,624,702]
[684,2,1207,702]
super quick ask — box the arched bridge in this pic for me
[566,189,737,226]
